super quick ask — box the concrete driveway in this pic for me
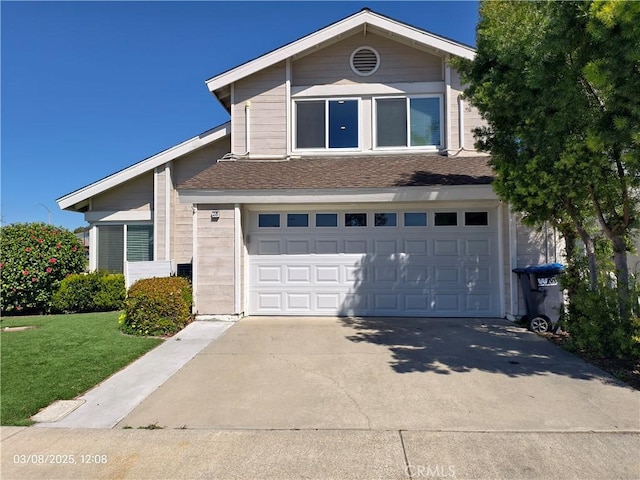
[118,316,639,432]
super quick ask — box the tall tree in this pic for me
[454,0,640,316]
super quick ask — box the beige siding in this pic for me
[91,173,153,211]
[195,205,235,314]
[155,166,168,260]
[172,200,193,265]
[450,69,485,152]
[513,218,562,316]
[293,32,443,86]
[233,63,287,156]
[173,138,231,186]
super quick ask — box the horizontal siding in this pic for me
[155,167,167,260]
[173,138,231,186]
[91,173,153,212]
[233,62,287,156]
[450,69,485,152]
[172,201,194,265]
[195,205,235,314]
[293,32,443,86]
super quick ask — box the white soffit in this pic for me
[205,9,475,94]
[57,122,231,211]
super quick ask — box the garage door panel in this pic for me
[465,239,491,256]
[287,239,311,254]
[256,266,282,283]
[345,239,367,254]
[286,265,311,283]
[435,267,459,283]
[248,208,500,317]
[374,239,397,254]
[404,239,428,254]
[316,265,341,283]
[434,239,459,256]
[286,293,312,311]
[466,294,492,312]
[257,239,281,255]
[317,239,340,254]
[433,294,460,312]
[316,293,341,311]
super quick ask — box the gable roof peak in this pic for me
[205,7,475,101]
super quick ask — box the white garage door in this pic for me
[247,208,500,317]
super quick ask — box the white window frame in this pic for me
[373,94,444,151]
[95,222,154,273]
[292,97,362,152]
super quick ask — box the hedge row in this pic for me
[52,271,125,313]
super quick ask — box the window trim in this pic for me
[293,97,361,152]
[373,94,444,150]
[96,222,154,274]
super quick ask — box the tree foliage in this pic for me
[0,222,86,314]
[454,0,640,317]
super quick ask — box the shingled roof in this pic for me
[178,154,494,191]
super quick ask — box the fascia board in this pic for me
[205,11,475,93]
[57,122,231,211]
[178,185,497,205]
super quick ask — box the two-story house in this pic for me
[57,9,558,319]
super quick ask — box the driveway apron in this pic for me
[118,316,640,432]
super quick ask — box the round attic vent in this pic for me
[350,46,380,76]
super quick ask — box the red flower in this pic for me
[16,306,22,311]
[56,243,62,249]
[31,277,37,283]
[0,262,3,269]
[25,247,31,252]
[72,246,77,252]
[49,258,57,264]
[23,270,29,275]
[46,267,53,273]
[37,238,43,243]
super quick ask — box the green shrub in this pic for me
[120,277,192,337]
[0,222,86,314]
[565,275,640,360]
[52,271,125,313]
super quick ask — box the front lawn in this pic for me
[1,311,162,425]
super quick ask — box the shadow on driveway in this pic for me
[340,316,626,385]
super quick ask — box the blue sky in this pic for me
[1,1,479,230]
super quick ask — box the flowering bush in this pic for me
[120,277,192,336]
[1,222,86,314]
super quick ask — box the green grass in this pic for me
[1,311,162,426]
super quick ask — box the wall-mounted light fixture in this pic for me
[211,210,220,221]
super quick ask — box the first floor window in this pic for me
[296,99,359,149]
[376,96,441,148]
[97,224,153,273]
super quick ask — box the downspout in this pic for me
[245,101,251,156]
[458,95,465,150]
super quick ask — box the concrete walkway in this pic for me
[34,321,233,429]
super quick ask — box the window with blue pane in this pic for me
[258,214,280,228]
[316,213,338,227]
[295,99,358,150]
[404,212,427,227]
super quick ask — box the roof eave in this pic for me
[57,122,231,211]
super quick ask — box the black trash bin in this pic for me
[512,263,565,333]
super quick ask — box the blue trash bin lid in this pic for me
[523,263,565,274]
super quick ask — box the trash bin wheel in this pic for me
[529,316,551,333]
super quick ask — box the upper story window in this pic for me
[295,99,359,150]
[375,96,442,148]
